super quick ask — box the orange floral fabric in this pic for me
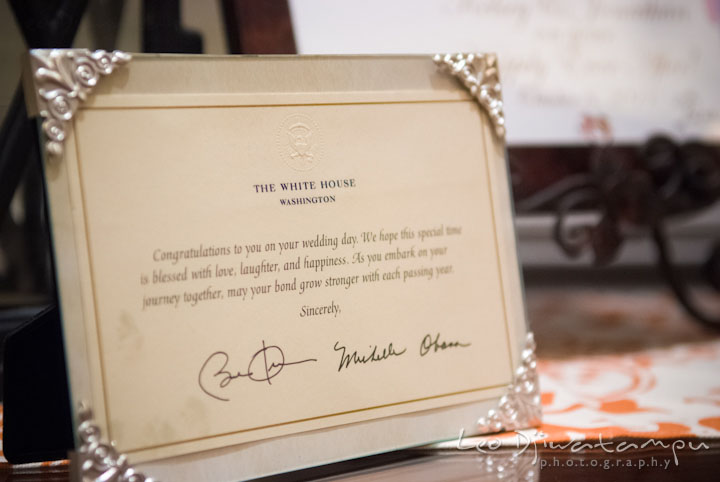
[539,340,720,441]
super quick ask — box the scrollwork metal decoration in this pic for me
[477,333,542,433]
[29,49,131,161]
[434,53,506,139]
[77,403,156,482]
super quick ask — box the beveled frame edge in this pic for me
[24,48,141,482]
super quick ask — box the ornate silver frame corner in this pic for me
[433,53,506,140]
[76,403,156,482]
[477,332,542,434]
[28,49,131,161]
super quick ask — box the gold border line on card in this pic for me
[80,99,471,110]
[74,99,515,453]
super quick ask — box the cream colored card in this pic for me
[24,52,535,481]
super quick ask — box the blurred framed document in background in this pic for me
[24,52,538,481]
[290,0,720,145]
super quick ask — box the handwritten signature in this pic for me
[419,333,471,356]
[333,341,407,372]
[198,341,317,401]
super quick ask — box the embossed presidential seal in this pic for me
[277,114,322,171]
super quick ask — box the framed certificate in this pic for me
[24,51,539,481]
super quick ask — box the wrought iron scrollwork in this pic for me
[514,136,720,327]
